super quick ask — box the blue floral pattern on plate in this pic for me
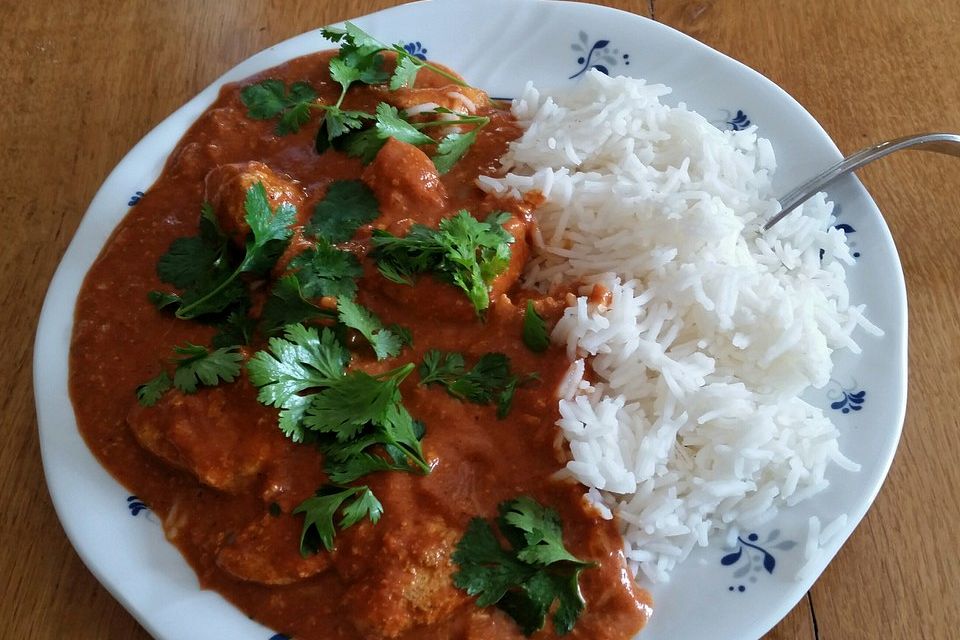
[126,495,149,516]
[721,529,797,592]
[569,31,630,78]
[403,41,428,60]
[828,379,866,413]
[127,190,145,206]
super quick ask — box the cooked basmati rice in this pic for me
[479,70,881,583]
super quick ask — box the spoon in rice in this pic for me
[764,132,960,230]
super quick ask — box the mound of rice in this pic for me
[479,70,882,583]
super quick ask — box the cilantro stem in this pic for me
[174,263,243,319]
[398,50,470,88]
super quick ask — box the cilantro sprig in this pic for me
[242,23,489,174]
[321,22,469,90]
[294,484,383,555]
[372,211,514,313]
[419,350,532,418]
[153,183,296,320]
[240,80,319,135]
[136,343,244,406]
[247,324,428,478]
[452,497,595,636]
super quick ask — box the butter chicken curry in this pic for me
[69,24,652,639]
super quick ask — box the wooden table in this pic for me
[3,1,958,637]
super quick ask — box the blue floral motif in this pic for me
[403,41,428,60]
[569,31,629,79]
[126,495,149,516]
[726,109,751,131]
[721,529,796,592]
[128,190,145,206]
[268,635,290,640]
[827,379,866,413]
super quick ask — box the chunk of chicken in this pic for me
[126,386,283,494]
[375,84,490,115]
[361,138,447,230]
[336,515,467,638]
[204,161,306,245]
[216,513,331,585]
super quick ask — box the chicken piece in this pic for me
[361,138,447,229]
[204,161,306,245]
[216,513,331,585]
[126,386,283,494]
[342,516,466,638]
[375,84,490,115]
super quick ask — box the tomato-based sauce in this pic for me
[69,51,651,639]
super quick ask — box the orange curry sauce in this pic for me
[69,51,651,639]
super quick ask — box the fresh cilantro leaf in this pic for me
[307,180,380,244]
[239,182,298,273]
[136,372,172,407]
[501,497,584,566]
[337,297,402,360]
[389,55,421,90]
[174,183,296,319]
[294,484,382,555]
[212,310,255,348]
[388,323,413,348]
[452,497,593,636]
[418,350,465,385]
[328,56,361,94]
[259,275,334,336]
[371,211,514,313]
[170,343,244,394]
[341,126,387,163]
[247,324,350,442]
[522,300,550,353]
[375,103,435,146]
[419,350,532,418]
[304,364,411,437]
[239,79,287,119]
[157,203,229,290]
[241,79,319,135]
[292,239,363,298]
[148,290,182,311]
[432,128,480,174]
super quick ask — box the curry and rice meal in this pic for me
[69,24,876,639]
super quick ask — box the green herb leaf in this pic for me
[389,55,421,90]
[337,297,402,360]
[432,128,480,174]
[522,300,550,353]
[136,372,172,407]
[247,324,350,442]
[173,183,296,319]
[419,350,530,418]
[375,103,435,146]
[259,274,335,337]
[294,485,382,555]
[148,290,182,311]
[452,497,593,636]
[371,211,514,313]
[241,79,319,135]
[170,343,244,394]
[212,310,256,348]
[307,180,381,244]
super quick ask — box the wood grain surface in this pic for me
[2,1,957,638]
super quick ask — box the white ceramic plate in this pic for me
[34,1,908,638]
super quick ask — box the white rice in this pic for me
[479,70,881,583]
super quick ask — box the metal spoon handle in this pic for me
[764,132,960,230]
